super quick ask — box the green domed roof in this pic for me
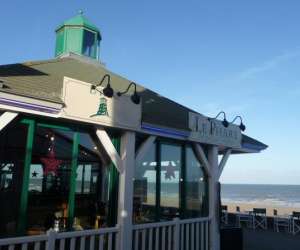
[56,12,100,33]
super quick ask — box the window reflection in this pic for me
[27,127,73,234]
[185,146,208,218]
[160,143,181,220]
[133,144,157,223]
[0,122,27,236]
[74,133,109,229]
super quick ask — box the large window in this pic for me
[27,126,74,234]
[0,118,119,237]
[133,143,157,223]
[73,133,110,229]
[0,120,28,237]
[160,143,181,220]
[185,146,208,218]
[133,139,209,224]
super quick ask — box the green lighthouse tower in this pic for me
[55,11,101,60]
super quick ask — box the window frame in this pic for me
[134,137,209,223]
[4,117,120,234]
[81,29,98,58]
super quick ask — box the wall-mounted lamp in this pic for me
[90,74,114,98]
[209,111,229,128]
[231,116,246,131]
[117,82,140,105]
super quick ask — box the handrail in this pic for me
[0,226,119,246]
[132,220,176,230]
[0,234,48,245]
[57,226,119,238]
[179,217,211,224]
[132,217,211,230]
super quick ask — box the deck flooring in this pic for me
[243,228,300,250]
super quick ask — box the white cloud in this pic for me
[200,102,249,118]
[236,49,300,80]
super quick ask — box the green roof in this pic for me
[0,53,267,151]
[0,54,192,130]
[56,13,100,33]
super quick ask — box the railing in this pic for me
[0,218,209,250]
[132,217,210,250]
[0,226,119,250]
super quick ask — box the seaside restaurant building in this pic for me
[0,14,267,250]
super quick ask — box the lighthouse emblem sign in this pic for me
[62,77,141,130]
[90,97,109,117]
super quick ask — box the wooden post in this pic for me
[118,131,135,250]
[0,111,18,131]
[208,145,220,250]
[96,128,123,173]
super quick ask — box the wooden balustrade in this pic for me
[0,226,119,250]
[0,217,210,250]
[132,217,210,250]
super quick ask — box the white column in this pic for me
[208,145,220,250]
[118,131,135,250]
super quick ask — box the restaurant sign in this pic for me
[188,112,242,148]
[61,77,141,130]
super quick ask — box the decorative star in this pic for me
[165,162,176,180]
[32,171,38,177]
[40,148,62,176]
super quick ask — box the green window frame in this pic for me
[13,118,120,234]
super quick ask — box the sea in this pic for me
[221,184,300,208]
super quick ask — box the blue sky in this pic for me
[1,1,300,184]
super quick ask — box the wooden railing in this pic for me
[0,226,119,250]
[0,218,209,250]
[132,217,210,250]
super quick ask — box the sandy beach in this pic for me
[223,202,300,216]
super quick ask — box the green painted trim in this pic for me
[67,132,79,227]
[20,118,34,125]
[155,141,161,221]
[17,119,35,234]
[37,122,71,131]
[107,137,120,226]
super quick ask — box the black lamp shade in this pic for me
[131,92,140,105]
[103,84,114,98]
[222,119,229,128]
[239,122,246,131]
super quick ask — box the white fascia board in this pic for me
[0,92,63,118]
